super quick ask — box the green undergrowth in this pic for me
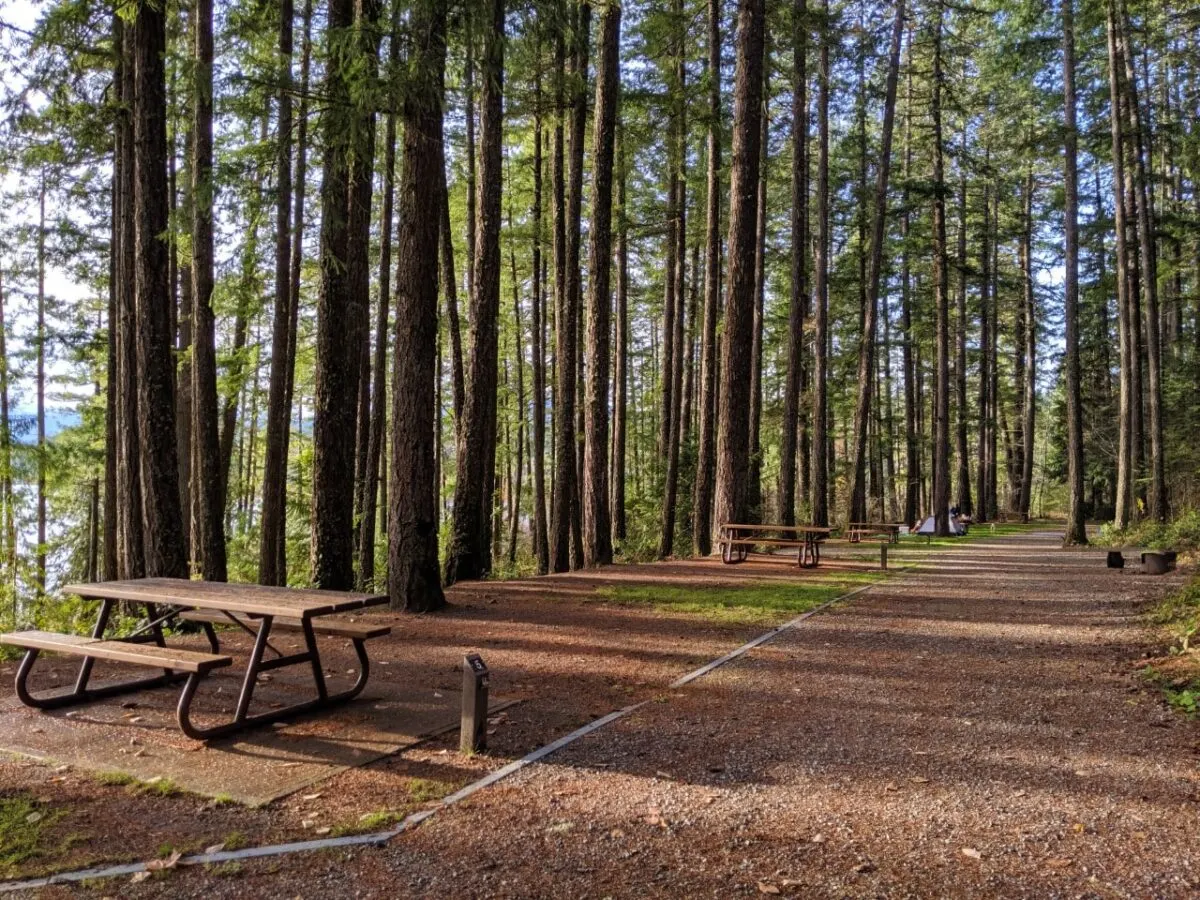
[1139,576,1200,719]
[1140,665,1200,718]
[1148,578,1200,653]
[0,795,67,877]
[1101,509,1200,555]
[594,572,885,625]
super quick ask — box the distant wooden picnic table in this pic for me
[846,522,905,544]
[1,578,389,741]
[717,523,833,569]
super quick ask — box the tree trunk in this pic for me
[445,0,505,585]
[901,38,919,527]
[1106,0,1134,530]
[1116,0,1166,522]
[36,176,47,594]
[531,57,550,571]
[190,0,228,583]
[713,0,766,529]
[1018,173,1036,521]
[359,10,402,591]
[1062,0,1087,545]
[692,0,722,554]
[115,17,145,579]
[549,7,570,573]
[389,0,447,612]
[930,0,951,537]
[440,165,465,424]
[549,0,586,573]
[747,61,768,522]
[0,267,16,595]
[778,0,806,529]
[954,133,972,517]
[582,1,620,567]
[611,121,629,548]
[847,0,904,526]
[507,279,525,566]
[975,171,991,522]
[259,0,294,585]
[660,0,687,555]
[809,0,830,527]
[134,0,188,578]
[311,0,377,589]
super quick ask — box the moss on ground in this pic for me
[0,795,67,877]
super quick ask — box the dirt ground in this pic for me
[7,531,1200,897]
[0,552,872,886]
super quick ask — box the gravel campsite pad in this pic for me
[9,531,1200,896]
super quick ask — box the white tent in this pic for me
[915,515,965,536]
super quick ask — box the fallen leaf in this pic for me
[203,843,226,855]
[314,827,331,836]
[25,812,43,824]
[301,819,315,829]
[130,871,151,884]
[810,833,825,844]
[145,850,182,872]
[1044,857,1072,869]
[961,848,982,860]
[302,793,322,801]
[910,776,930,784]
[757,882,782,895]
[1072,823,1086,834]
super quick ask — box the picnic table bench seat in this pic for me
[0,630,233,674]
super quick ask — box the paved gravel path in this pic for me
[69,531,1200,897]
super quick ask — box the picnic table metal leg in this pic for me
[234,615,273,722]
[176,616,372,741]
[72,598,114,696]
[301,617,328,701]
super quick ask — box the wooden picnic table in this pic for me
[846,522,905,544]
[1,578,389,741]
[717,523,833,568]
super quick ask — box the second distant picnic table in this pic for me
[847,523,905,544]
[717,523,833,568]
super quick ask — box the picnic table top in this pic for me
[719,523,833,534]
[61,578,388,620]
[847,522,905,529]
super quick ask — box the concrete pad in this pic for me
[0,657,514,806]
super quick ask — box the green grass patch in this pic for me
[0,795,67,876]
[893,521,1048,549]
[221,831,249,851]
[595,572,884,625]
[330,809,405,837]
[94,770,137,788]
